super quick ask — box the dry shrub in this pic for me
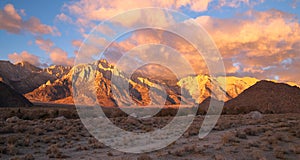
[172,145,197,157]
[11,154,35,160]
[289,144,300,154]
[88,137,105,149]
[107,151,113,156]
[0,125,14,133]
[46,144,66,158]
[221,132,239,145]
[137,154,153,160]
[75,144,88,151]
[7,135,18,145]
[33,128,45,136]
[213,154,225,160]
[244,128,259,136]
[24,154,35,160]
[186,127,199,137]
[250,150,266,160]
[235,131,247,139]
[6,144,18,155]
[274,147,286,159]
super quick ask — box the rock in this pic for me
[130,113,137,118]
[6,116,21,123]
[54,116,66,120]
[248,111,263,119]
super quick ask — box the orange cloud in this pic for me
[104,9,300,83]
[49,48,74,66]
[0,4,60,35]
[72,40,82,48]
[194,9,300,83]
[8,51,42,66]
[62,0,214,30]
[55,13,73,23]
[35,37,54,52]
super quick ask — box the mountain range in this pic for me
[0,60,299,114]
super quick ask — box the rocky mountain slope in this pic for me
[25,59,279,108]
[25,59,300,108]
[0,61,72,94]
[0,81,33,107]
[0,61,56,94]
[43,65,71,79]
[26,60,190,106]
[178,75,259,103]
[223,80,300,114]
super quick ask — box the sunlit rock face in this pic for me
[23,59,299,107]
[43,65,72,79]
[178,75,259,103]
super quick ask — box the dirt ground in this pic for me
[0,107,299,160]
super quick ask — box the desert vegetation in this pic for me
[0,106,299,160]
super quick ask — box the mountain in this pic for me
[25,69,72,102]
[0,60,56,94]
[25,59,300,109]
[26,60,191,106]
[197,97,224,115]
[43,65,72,79]
[223,80,300,114]
[0,81,33,107]
[15,61,42,72]
[178,75,259,103]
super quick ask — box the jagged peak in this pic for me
[15,61,42,71]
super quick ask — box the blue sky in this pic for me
[0,0,299,83]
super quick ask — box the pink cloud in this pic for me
[0,4,60,35]
[35,37,54,52]
[194,9,300,83]
[72,40,82,48]
[50,48,74,66]
[8,51,42,66]
[55,13,73,23]
[62,0,214,31]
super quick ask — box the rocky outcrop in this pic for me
[25,72,72,102]
[43,65,71,79]
[15,61,42,72]
[224,80,300,114]
[0,81,33,107]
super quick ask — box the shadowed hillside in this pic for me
[0,81,33,107]
[223,80,300,114]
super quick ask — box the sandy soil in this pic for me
[0,107,299,160]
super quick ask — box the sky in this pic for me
[0,0,299,84]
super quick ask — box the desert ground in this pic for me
[0,105,299,160]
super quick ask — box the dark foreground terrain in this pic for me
[0,106,299,160]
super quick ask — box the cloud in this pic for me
[61,0,215,30]
[35,37,54,52]
[55,13,73,23]
[194,9,300,83]
[0,4,60,35]
[216,0,264,8]
[8,51,42,66]
[49,48,74,66]
[72,40,82,48]
[103,9,300,83]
